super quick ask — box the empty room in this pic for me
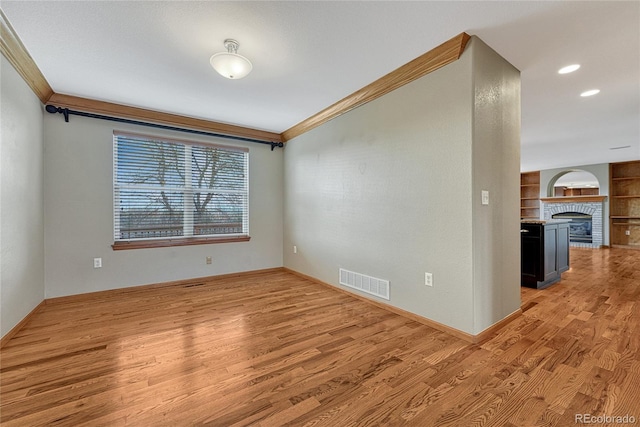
[1,1,639,426]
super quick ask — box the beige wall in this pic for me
[2,35,521,338]
[42,114,284,298]
[1,55,45,337]
[283,37,521,335]
[470,39,522,334]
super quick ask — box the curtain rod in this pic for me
[45,105,284,151]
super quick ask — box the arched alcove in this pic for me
[547,170,600,197]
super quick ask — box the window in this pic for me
[113,132,249,250]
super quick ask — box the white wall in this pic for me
[540,163,610,245]
[1,55,45,337]
[283,37,521,335]
[43,114,283,298]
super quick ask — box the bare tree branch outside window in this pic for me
[114,134,248,241]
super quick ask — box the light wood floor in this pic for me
[1,248,639,426]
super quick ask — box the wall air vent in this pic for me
[339,268,389,300]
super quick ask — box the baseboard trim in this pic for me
[45,267,285,306]
[3,267,521,348]
[3,269,283,347]
[283,268,522,344]
[473,309,523,343]
[0,300,46,349]
[283,267,521,344]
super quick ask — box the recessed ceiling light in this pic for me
[580,89,600,97]
[558,64,580,74]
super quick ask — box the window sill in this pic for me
[112,235,250,251]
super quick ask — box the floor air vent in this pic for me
[339,268,389,300]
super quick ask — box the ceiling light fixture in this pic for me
[558,64,580,74]
[210,39,252,80]
[580,89,600,97]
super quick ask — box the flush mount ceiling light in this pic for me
[581,89,600,97]
[210,39,252,80]
[558,64,580,74]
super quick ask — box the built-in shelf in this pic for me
[554,187,600,197]
[520,171,540,219]
[610,161,640,248]
[612,176,640,181]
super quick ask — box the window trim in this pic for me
[112,235,250,251]
[112,131,250,250]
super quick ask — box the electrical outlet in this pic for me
[206,256,212,264]
[93,258,102,268]
[626,230,631,236]
[425,272,433,287]
[293,245,297,254]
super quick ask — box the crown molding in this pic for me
[280,32,471,142]
[0,8,53,103]
[47,93,283,143]
[2,10,468,145]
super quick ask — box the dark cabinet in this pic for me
[555,224,570,274]
[521,220,570,289]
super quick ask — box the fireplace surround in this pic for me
[541,196,606,248]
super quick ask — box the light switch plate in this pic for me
[481,190,489,205]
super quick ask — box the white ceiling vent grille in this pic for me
[339,268,389,300]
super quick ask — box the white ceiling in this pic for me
[1,1,638,172]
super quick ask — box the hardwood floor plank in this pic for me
[2,248,640,426]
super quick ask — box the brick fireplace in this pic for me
[541,196,607,248]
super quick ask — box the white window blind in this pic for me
[113,132,249,242]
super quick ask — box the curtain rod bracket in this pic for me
[45,104,69,122]
[44,104,283,149]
